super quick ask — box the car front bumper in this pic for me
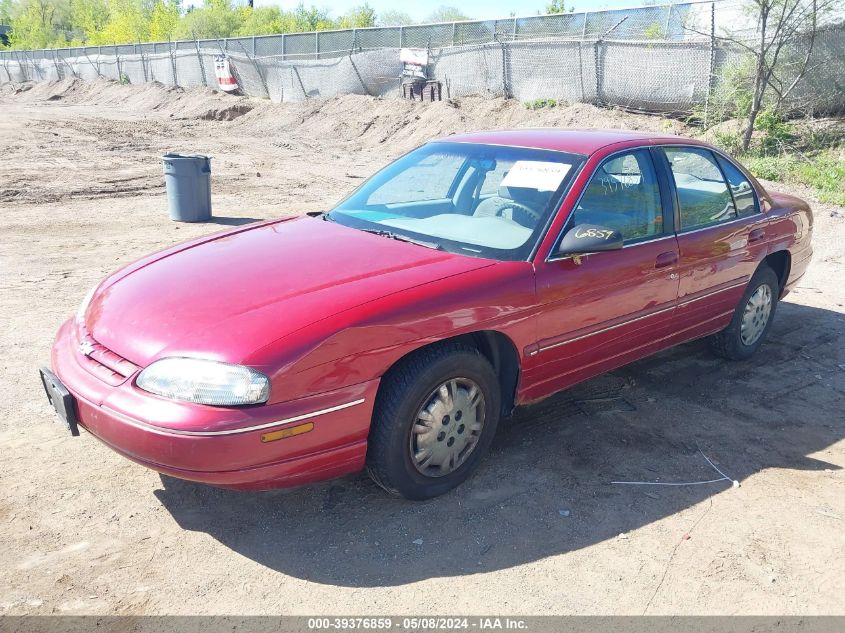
[50,319,379,490]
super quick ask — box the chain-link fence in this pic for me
[1,2,843,117]
[0,2,720,63]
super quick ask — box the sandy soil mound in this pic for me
[2,78,256,120]
[232,94,691,153]
[1,78,691,153]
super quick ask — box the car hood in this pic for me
[85,217,494,367]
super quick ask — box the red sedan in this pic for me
[41,129,813,499]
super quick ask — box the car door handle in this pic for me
[748,228,766,243]
[654,251,678,269]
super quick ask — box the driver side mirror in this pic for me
[557,224,623,256]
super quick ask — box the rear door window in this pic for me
[664,147,737,230]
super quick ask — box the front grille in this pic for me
[78,326,139,386]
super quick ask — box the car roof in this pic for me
[434,128,704,156]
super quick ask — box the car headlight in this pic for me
[136,358,270,406]
[76,285,98,325]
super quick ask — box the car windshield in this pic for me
[327,142,584,261]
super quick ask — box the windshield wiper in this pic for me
[306,210,335,221]
[357,228,442,250]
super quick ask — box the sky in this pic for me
[252,0,641,22]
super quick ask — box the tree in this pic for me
[148,0,179,41]
[92,0,149,44]
[338,3,374,29]
[1,0,14,24]
[426,5,469,23]
[8,0,63,47]
[377,9,412,26]
[69,0,109,42]
[234,6,289,36]
[545,0,574,14]
[174,0,239,39]
[695,0,835,152]
[292,3,334,31]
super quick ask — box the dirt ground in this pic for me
[1,79,843,616]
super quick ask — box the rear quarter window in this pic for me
[716,155,760,218]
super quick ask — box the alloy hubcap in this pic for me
[410,378,485,477]
[740,284,772,346]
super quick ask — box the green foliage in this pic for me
[695,55,755,128]
[291,3,334,31]
[524,98,557,110]
[174,0,239,40]
[338,3,375,29]
[643,22,665,40]
[545,0,574,13]
[377,9,412,26]
[753,108,795,155]
[426,5,469,23]
[2,0,437,49]
[91,0,149,44]
[712,130,744,156]
[713,115,845,206]
[148,0,179,41]
[8,0,64,48]
[1,0,15,23]
[744,151,845,205]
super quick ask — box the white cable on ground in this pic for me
[611,449,741,488]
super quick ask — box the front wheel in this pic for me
[708,264,779,360]
[366,343,501,500]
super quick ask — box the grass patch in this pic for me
[709,113,845,206]
[524,98,558,110]
[743,151,845,205]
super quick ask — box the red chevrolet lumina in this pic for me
[41,129,813,499]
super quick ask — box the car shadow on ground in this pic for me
[154,300,844,587]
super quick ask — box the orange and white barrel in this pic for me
[214,55,238,92]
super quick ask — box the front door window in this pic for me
[570,149,663,244]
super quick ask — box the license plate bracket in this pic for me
[39,367,80,436]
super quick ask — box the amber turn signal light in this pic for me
[260,422,314,443]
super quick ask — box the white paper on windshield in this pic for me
[500,161,571,191]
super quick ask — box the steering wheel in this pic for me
[474,196,542,223]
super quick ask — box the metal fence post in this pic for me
[115,44,122,82]
[252,35,256,56]
[451,21,457,46]
[399,26,404,48]
[281,33,286,60]
[315,31,319,59]
[195,38,207,86]
[500,38,510,99]
[236,39,269,99]
[593,16,628,107]
[664,4,673,38]
[704,1,716,126]
[169,39,178,85]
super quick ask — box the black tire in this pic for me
[708,264,780,361]
[366,343,501,500]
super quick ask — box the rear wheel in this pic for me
[708,264,779,360]
[366,343,501,500]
